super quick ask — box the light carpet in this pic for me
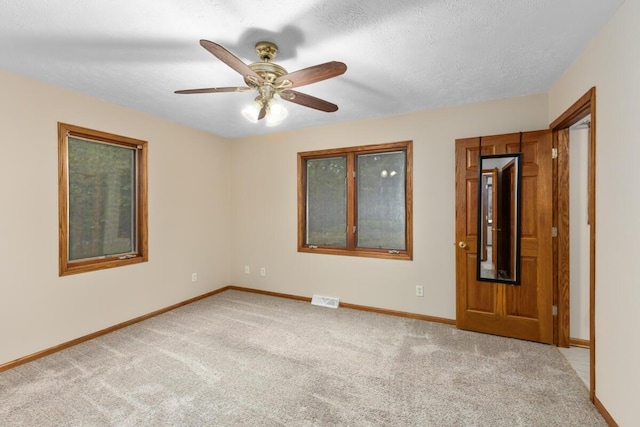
[0,290,605,426]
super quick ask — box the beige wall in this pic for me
[0,69,231,365]
[549,0,639,424]
[229,94,549,318]
[0,66,549,366]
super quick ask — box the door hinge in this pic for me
[551,226,558,237]
[552,305,558,316]
[552,148,558,159]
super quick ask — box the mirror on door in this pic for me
[477,153,522,284]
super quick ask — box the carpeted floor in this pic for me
[0,290,606,426]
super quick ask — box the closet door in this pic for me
[455,130,553,343]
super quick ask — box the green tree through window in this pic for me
[356,151,407,250]
[67,138,136,260]
[298,141,412,260]
[306,156,347,246]
[58,123,148,275]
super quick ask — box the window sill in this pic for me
[60,254,147,276]
[298,246,412,261]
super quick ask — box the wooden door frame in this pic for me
[550,87,596,401]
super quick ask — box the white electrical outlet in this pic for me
[416,285,424,297]
[191,273,198,282]
[260,267,266,277]
[244,265,250,274]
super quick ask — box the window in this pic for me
[58,123,148,275]
[298,141,412,260]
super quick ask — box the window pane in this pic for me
[356,151,406,250]
[68,137,136,261]
[306,156,347,246]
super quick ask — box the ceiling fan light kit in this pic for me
[241,96,288,126]
[175,40,347,126]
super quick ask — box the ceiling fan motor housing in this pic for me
[246,62,288,86]
[254,41,278,62]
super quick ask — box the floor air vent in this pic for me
[311,295,340,309]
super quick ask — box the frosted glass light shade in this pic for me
[266,99,288,127]
[241,101,261,123]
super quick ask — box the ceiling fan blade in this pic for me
[275,61,347,89]
[199,40,264,83]
[174,87,251,94]
[280,90,338,112]
[257,103,267,120]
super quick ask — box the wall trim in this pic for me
[570,338,591,349]
[227,286,312,303]
[594,397,619,427]
[228,285,457,325]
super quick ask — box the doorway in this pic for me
[557,116,591,390]
[551,87,596,401]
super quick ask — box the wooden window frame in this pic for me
[58,122,148,276]
[297,140,413,260]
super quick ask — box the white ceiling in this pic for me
[0,1,624,139]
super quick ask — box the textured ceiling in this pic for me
[0,1,624,138]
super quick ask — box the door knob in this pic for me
[458,241,467,249]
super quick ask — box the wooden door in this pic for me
[455,130,553,343]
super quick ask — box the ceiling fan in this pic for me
[175,40,347,124]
